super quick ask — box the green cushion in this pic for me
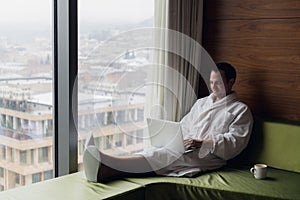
[127,166,300,200]
[246,119,300,173]
[0,172,144,200]
[1,118,299,200]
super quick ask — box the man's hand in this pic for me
[184,138,203,150]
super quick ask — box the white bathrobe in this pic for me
[143,92,253,177]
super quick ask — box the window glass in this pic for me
[44,170,53,180]
[0,0,53,191]
[32,173,41,183]
[78,0,154,168]
[15,174,20,185]
[30,149,34,165]
[0,167,3,177]
[38,147,49,163]
[20,150,27,165]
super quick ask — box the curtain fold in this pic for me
[145,0,169,120]
[147,0,205,122]
[167,0,204,121]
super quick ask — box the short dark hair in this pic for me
[214,62,237,82]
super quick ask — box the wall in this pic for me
[202,0,300,122]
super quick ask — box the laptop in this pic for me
[146,118,193,154]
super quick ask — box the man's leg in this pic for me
[98,149,156,182]
[83,145,156,183]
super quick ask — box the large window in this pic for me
[0,0,53,191]
[78,0,154,169]
[0,0,157,192]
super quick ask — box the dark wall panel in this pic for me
[203,0,300,122]
[205,0,300,20]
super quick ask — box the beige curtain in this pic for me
[145,0,168,120]
[147,0,205,122]
[167,0,204,121]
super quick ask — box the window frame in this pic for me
[53,0,78,177]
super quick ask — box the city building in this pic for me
[0,79,146,191]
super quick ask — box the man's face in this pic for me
[210,70,232,100]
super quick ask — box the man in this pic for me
[83,62,253,182]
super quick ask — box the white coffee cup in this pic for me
[250,164,268,179]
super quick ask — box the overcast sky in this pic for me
[80,0,154,25]
[0,0,154,26]
[0,0,154,42]
[0,0,51,26]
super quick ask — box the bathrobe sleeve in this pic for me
[180,98,204,140]
[211,105,253,160]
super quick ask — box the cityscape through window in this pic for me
[0,0,53,191]
[0,0,154,191]
[78,0,154,170]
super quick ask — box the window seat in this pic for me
[1,118,299,200]
[1,166,299,200]
[0,172,144,200]
[127,166,300,200]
